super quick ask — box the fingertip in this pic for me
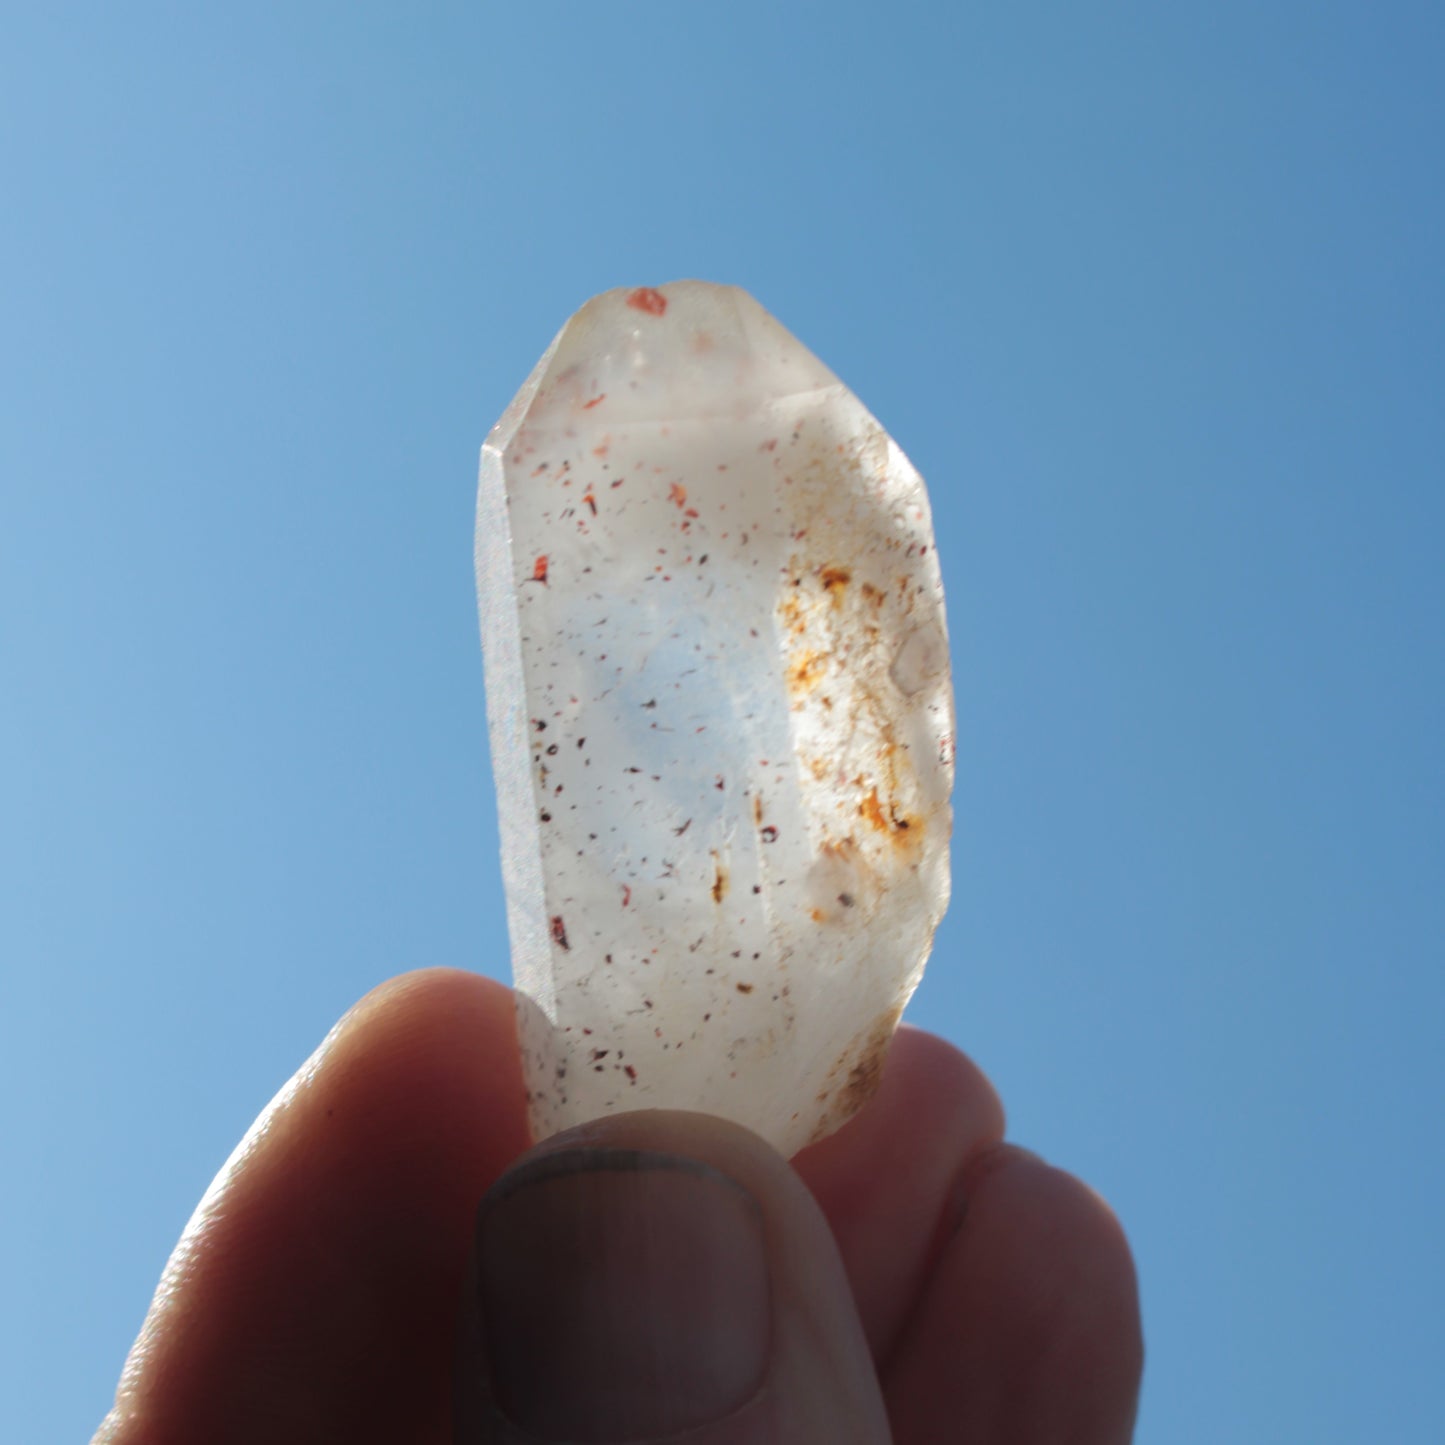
[886,1145,1143,1444]
[790,1024,1007,1357]
[457,1110,892,1443]
[332,966,516,1048]
[1001,1155,1144,1401]
[959,1145,1140,1322]
[888,1024,1007,1141]
[794,1025,1005,1198]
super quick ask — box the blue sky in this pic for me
[3,4,1442,1441]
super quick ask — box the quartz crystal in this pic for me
[477,281,953,1155]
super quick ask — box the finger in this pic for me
[882,1145,1143,1445]
[791,1024,1006,1359]
[97,968,530,1445]
[456,1110,891,1445]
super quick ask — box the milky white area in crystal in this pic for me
[477,282,953,1155]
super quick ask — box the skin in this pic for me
[94,968,1142,1443]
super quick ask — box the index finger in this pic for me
[97,968,529,1445]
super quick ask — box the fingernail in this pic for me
[475,1147,771,1442]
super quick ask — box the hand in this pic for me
[94,969,1142,1443]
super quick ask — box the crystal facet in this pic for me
[477,282,953,1154]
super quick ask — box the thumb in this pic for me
[456,1110,891,1444]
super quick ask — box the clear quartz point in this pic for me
[477,281,954,1154]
